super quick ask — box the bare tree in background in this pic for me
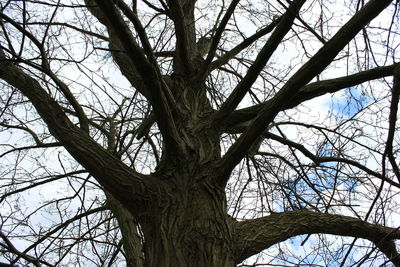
[0,0,400,266]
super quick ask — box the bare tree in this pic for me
[0,0,399,266]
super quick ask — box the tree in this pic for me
[0,0,399,266]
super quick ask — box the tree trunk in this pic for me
[119,76,235,266]
[137,176,235,267]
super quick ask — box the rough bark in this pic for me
[137,176,235,267]
[234,210,400,266]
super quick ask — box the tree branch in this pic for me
[258,132,400,189]
[212,0,305,124]
[197,0,241,79]
[107,194,144,267]
[0,12,90,133]
[209,16,281,71]
[84,1,145,93]
[234,210,400,266]
[86,0,182,153]
[385,66,400,183]
[114,0,157,66]
[0,50,162,212]
[18,207,106,259]
[0,170,87,203]
[216,0,395,183]
[26,22,109,41]
[223,63,399,132]
[166,0,196,74]
[0,230,56,267]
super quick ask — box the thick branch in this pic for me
[0,52,161,212]
[212,0,305,122]
[87,0,182,153]
[223,63,399,131]
[84,1,145,93]
[0,12,90,133]
[114,0,157,66]
[234,210,400,265]
[166,0,196,74]
[87,0,159,91]
[217,0,395,182]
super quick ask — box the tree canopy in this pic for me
[0,0,400,266]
